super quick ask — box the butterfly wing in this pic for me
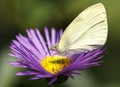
[58,3,108,53]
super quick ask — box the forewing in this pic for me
[58,3,108,52]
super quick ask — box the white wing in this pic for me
[58,3,108,53]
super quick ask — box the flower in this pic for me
[9,27,105,84]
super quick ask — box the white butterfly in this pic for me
[50,3,108,55]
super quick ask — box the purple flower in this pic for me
[9,28,105,84]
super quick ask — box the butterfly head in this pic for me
[49,44,67,56]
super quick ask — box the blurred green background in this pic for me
[0,0,120,87]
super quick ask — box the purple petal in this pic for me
[44,27,51,48]
[48,77,57,85]
[51,28,56,45]
[30,74,53,80]
[16,71,37,76]
[8,62,27,68]
[59,29,63,38]
[35,29,50,55]
[63,48,105,72]
[26,29,48,58]
[29,76,41,80]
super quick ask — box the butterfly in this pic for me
[50,3,108,55]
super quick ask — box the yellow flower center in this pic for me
[41,55,72,75]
